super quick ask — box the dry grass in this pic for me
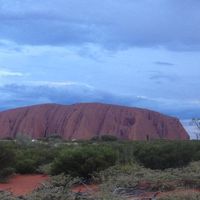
[0,162,200,200]
[158,190,200,200]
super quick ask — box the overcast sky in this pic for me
[0,0,200,119]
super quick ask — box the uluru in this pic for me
[0,103,189,140]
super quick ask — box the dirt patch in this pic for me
[0,174,49,196]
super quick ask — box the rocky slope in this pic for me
[0,103,189,140]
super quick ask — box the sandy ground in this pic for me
[0,174,49,196]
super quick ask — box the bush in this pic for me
[90,136,100,141]
[45,134,63,143]
[0,144,16,181]
[0,168,15,182]
[51,145,117,178]
[15,159,37,174]
[0,144,15,169]
[14,145,59,174]
[134,141,194,169]
[101,135,118,141]
[2,137,14,140]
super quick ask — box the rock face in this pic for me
[0,103,189,140]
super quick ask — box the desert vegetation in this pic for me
[0,138,200,199]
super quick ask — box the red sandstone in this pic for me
[0,103,189,140]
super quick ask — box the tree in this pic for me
[191,118,200,140]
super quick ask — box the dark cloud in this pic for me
[0,20,97,46]
[0,83,200,119]
[149,71,178,83]
[0,0,200,50]
[0,83,136,110]
[154,61,174,66]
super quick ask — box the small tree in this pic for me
[192,118,200,140]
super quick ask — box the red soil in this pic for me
[0,174,49,196]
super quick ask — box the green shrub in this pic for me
[90,136,100,141]
[0,144,15,169]
[134,141,194,169]
[0,168,15,182]
[15,158,37,174]
[101,135,118,141]
[14,145,59,174]
[0,144,16,181]
[51,145,117,178]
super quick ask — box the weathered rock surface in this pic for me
[0,103,189,140]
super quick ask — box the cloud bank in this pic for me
[0,82,199,119]
[0,0,200,50]
[0,0,200,121]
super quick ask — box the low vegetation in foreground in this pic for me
[0,135,200,199]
